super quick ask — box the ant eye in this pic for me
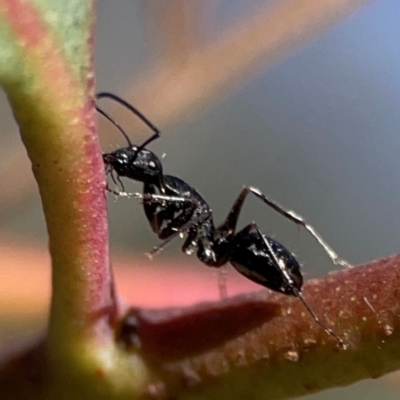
[149,161,156,169]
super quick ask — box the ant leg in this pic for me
[105,189,197,205]
[248,187,350,268]
[217,187,251,234]
[295,290,344,348]
[105,184,130,199]
[139,193,198,206]
[150,208,212,256]
[104,168,128,197]
[148,224,192,257]
[247,223,297,288]
[218,266,228,299]
[146,233,180,258]
[250,223,344,346]
[206,186,348,268]
[105,183,130,198]
[116,175,125,192]
[105,172,124,197]
[109,170,118,187]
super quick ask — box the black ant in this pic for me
[97,92,348,346]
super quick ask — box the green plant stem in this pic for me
[0,0,113,348]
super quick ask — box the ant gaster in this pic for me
[97,92,348,346]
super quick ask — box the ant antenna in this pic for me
[96,92,160,150]
[259,228,344,346]
[96,105,132,147]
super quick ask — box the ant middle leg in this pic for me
[218,266,228,299]
[148,208,212,256]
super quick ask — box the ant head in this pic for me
[103,146,163,184]
[96,92,163,184]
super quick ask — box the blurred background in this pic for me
[1,0,400,398]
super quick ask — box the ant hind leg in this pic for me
[247,187,351,269]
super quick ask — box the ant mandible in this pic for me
[97,92,348,345]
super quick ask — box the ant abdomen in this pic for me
[230,226,303,296]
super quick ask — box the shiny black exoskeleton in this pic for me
[97,92,345,344]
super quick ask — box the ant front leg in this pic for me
[129,192,197,206]
[246,187,350,268]
[105,190,197,205]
